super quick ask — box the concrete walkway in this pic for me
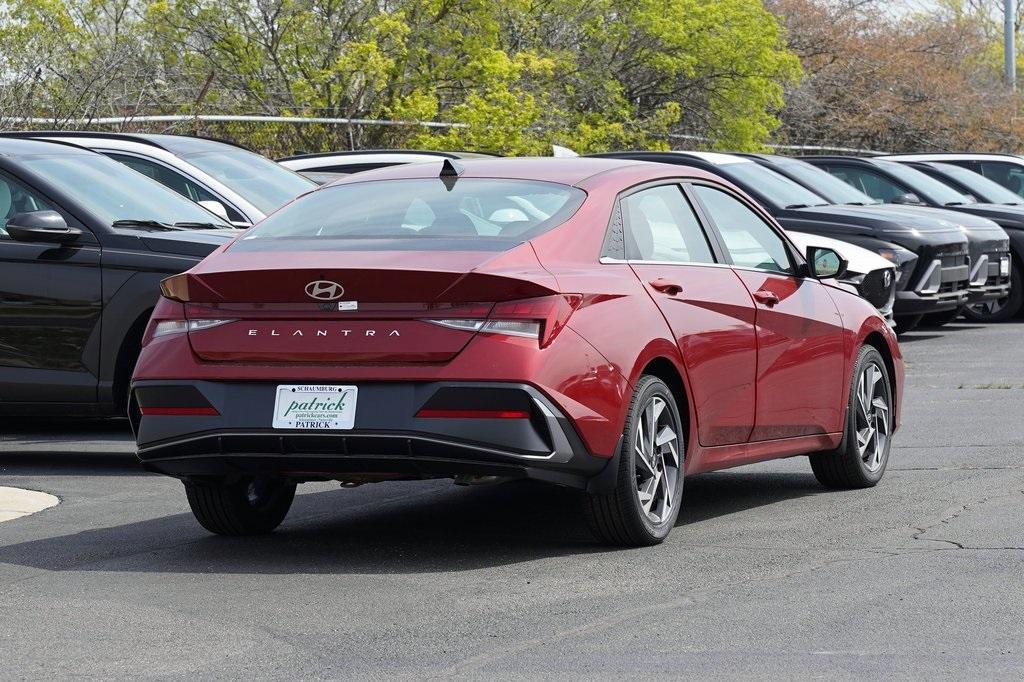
[0,486,59,522]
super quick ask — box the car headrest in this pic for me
[420,210,478,236]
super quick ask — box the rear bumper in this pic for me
[132,380,611,490]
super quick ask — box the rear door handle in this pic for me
[752,289,780,306]
[649,279,683,296]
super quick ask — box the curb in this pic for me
[0,486,60,522]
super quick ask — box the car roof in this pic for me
[322,157,647,186]
[599,150,754,167]
[0,131,252,155]
[0,137,101,157]
[277,149,499,162]
[880,152,1024,163]
[320,157,737,195]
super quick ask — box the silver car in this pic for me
[3,132,315,226]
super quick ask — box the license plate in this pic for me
[272,385,357,430]
[1001,257,1011,277]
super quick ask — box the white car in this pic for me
[787,231,897,325]
[3,132,315,226]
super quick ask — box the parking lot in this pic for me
[1,321,1022,679]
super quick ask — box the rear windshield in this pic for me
[234,178,586,251]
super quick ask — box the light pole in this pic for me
[1006,0,1016,89]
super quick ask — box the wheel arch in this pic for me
[638,355,692,454]
[862,330,898,412]
[112,307,154,413]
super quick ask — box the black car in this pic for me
[0,138,236,417]
[798,156,1013,323]
[872,159,1024,321]
[594,151,971,331]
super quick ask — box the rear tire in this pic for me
[584,376,684,546]
[185,477,296,535]
[809,346,893,489]
[962,262,1023,323]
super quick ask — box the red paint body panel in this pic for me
[134,158,904,478]
[731,269,848,441]
[629,263,757,446]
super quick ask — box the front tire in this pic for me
[185,477,296,535]
[962,262,1023,322]
[584,376,684,546]
[809,346,893,489]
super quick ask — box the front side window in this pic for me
[873,159,971,205]
[718,161,830,209]
[824,166,912,203]
[620,184,715,263]
[926,163,1023,205]
[0,172,57,239]
[18,153,230,227]
[773,159,880,205]
[235,178,586,252]
[181,149,314,214]
[692,185,793,274]
[978,161,1024,198]
[106,153,248,223]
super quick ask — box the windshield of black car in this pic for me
[718,161,830,208]
[18,153,231,227]
[774,159,881,205]
[929,163,1024,204]
[874,159,973,205]
[181,149,315,214]
[233,178,586,252]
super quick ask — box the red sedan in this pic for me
[130,157,903,546]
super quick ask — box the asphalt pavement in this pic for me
[1,321,1023,679]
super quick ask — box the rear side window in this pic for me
[620,185,715,263]
[235,178,586,251]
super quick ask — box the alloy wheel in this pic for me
[855,362,890,472]
[634,396,681,524]
[966,297,1009,319]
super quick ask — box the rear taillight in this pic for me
[141,297,235,347]
[150,318,235,340]
[426,294,582,348]
[160,273,190,302]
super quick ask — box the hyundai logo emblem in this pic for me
[305,280,345,301]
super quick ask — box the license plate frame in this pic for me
[272,384,357,430]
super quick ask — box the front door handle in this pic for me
[649,278,683,296]
[752,289,780,306]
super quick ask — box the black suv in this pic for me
[0,138,236,417]
[871,159,1023,321]
[798,156,1012,323]
[595,151,972,331]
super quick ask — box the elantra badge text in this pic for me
[247,328,401,337]
[305,280,345,301]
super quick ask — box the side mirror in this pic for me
[6,210,82,244]
[806,245,848,280]
[198,200,230,221]
[892,192,922,205]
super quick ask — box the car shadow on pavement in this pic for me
[0,452,145,477]
[0,471,824,574]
